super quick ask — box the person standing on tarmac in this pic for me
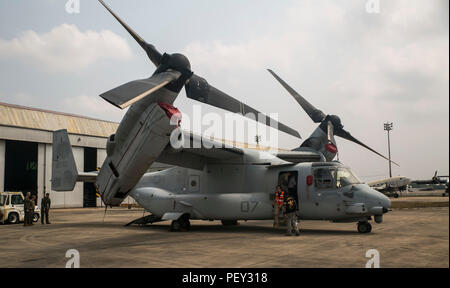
[284,195,300,236]
[273,186,285,228]
[23,192,32,226]
[41,193,51,224]
[30,195,36,225]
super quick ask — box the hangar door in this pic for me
[4,140,38,197]
[83,147,97,208]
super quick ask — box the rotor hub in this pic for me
[328,115,343,129]
[166,53,191,73]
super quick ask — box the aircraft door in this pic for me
[311,166,341,218]
[278,171,299,205]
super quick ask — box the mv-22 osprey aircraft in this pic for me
[52,0,392,234]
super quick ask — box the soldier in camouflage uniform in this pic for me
[23,192,32,226]
[30,195,36,225]
[41,193,51,224]
[284,194,300,236]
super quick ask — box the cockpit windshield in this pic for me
[314,165,363,189]
[0,195,6,206]
[336,168,362,188]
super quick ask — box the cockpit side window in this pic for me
[314,168,335,189]
[336,168,361,188]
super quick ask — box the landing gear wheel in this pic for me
[357,222,372,234]
[170,216,191,232]
[180,218,191,231]
[170,220,181,232]
[221,220,238,226]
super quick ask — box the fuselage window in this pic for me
[314,168,335,189]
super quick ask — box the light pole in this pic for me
[384,122,393,178]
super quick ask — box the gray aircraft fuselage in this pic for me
[130,153,391,223]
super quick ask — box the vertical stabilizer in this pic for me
[51,129,78,191]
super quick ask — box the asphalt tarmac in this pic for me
[1,206,448,268]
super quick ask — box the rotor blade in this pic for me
[327,121,334,143]
[100,71,181,109]
[98,0,162,66]
[267,69,326,123]
[335,129,400,166]
[185,74,301,139]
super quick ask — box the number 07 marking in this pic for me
[241,201,258,213]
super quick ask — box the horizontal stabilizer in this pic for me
[100,71,181,109]
[77,172,98,183]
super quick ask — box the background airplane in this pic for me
[367,176,411,198]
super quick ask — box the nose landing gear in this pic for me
[357,221,372,234]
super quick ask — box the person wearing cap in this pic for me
[284,194,300,236]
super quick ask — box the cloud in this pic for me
[182,0,449,122]
[180,0,449,179]
[0,91,38,107]
[0,24,133,72]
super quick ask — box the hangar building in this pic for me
[1,102,281,208]
[0,102,119,208]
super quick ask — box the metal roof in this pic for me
[0,102,289,151]
[0,102,118,138]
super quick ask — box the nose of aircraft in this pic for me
[378,192,391,213]
[358,185,391,213]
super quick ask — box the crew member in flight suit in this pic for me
[273,186,285,228]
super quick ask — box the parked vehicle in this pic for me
[0,192,40,224]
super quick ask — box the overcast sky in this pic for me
[0,0,448,181]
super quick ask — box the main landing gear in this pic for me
[221,220,239,226]
[170,215,191,232]
[357,221,372,234]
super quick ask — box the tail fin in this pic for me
[51,129,78,191]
